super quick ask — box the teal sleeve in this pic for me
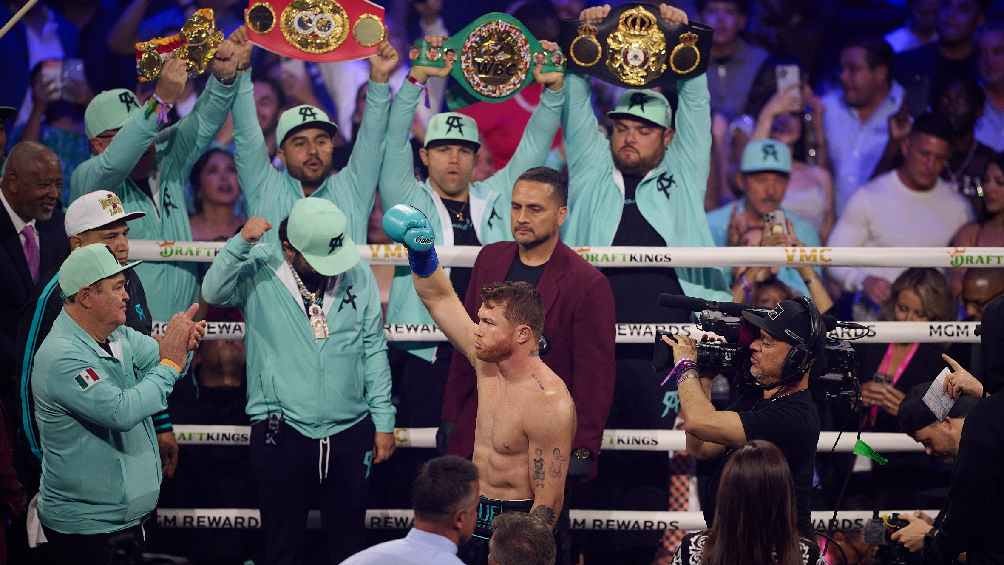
[361,273,394,433]
[378,80,426,211]
[662,74,711,199]
[481,85,564,212]
[70,102,159,202]
[201,234,256,307]
[159,75,238,176]
[46,353,177,432]
[232,71,285,211]
[561,74,614,207]
[331,81,389,223]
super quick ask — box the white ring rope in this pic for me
[172,426,924,453]
[153,508,938,532]
[131,240,1004,269]
[157,320,981,344]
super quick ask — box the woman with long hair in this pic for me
[722,58,835,239]
[659,440,822,565]
[188,148,245,241]
[950,153,1004,295]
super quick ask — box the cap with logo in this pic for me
[740,139,792,175]
[425,112,480,150]
[276,104,339,148]
[85,89,142,139]
[59,243,141,298]
[741,299,812,347]
[65,190,146,237]
[287,198,360,277]
[607,89,671,129]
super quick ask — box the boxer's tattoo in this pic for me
[549,448,566,478]
[532,374,545,391]
[533,448,545,489]
[530,505,558,528]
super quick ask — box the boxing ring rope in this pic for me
[154,320,982,344]
[153,508,939,532]
[130,240,1004,269]
[138,240,971,531]
[171,425,923,453]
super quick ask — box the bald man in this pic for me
[948,268,1004,378]
[1,142,69,380]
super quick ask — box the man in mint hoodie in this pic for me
[558,5,731,561]
[230,40,399,245]
[32,244,203,563]
[71,29,248,322]
[202,199,394,564]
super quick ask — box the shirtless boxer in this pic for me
[383,203,576,564]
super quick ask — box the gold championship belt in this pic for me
[243,0,386,62]
[557,3,712,89]
[412,13,563,107]
[135,8,224,83]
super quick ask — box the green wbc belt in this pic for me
[412,12,564,105]
[557,3,713,89]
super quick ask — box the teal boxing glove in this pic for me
[382,204,438,277]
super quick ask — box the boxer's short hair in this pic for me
[480,281,544,338]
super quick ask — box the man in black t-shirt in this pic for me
[662,298,823,535]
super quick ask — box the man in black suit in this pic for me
[0,142,68,388]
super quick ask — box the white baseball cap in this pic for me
[65,191,145,237]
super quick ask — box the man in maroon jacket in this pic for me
[442,167,616,481]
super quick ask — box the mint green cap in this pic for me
[59,243,140,297]
[288,198,360,277]
[276,104,339,147]
[85,89,142,139]
[425,112,480,149]
[741,139,792,175]
[607,89,672,128]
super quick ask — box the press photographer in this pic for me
[660,297,823,535]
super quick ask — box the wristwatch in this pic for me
[573,448,592,462]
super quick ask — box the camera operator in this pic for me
[661,298,822,535]
[891,353,1004,563]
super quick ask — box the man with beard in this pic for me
[383,202,575,565]
[559,6,729,559]
[201,199,395,564]
[231,39,399,244]
[443,166,614,486]
[70,29,246,322]
[378,37,565,445]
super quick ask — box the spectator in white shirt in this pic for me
[340,456,479,565]
[829,113,973,319]
[823,36,905,215]
[885,0,940,53]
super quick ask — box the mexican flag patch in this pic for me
[75,368,101,391]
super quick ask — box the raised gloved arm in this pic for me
[383,204,477,362]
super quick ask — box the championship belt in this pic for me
[412,13,564,107]
[557,3,712,89]
[243,0,386,62]
[135,8,224,83]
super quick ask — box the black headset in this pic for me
[779,296,824,384]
